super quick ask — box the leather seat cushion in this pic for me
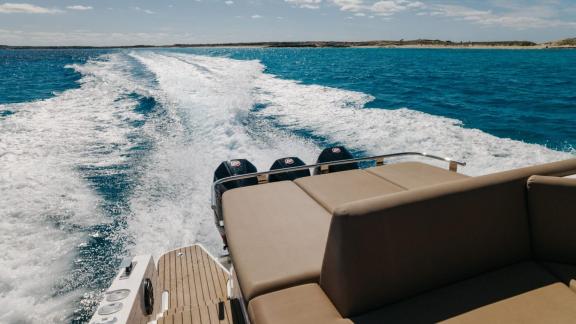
[295,170,405,213]
[223,181,332,301]
[248,284,352,324]
[351,262,576,323]
[367,161,469,189]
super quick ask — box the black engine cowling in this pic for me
[268,157,310,182]
[313,146,358,175]
[213,159,258,200]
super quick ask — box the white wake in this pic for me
[0,53,152,323]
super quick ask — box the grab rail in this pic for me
[211,152,466,218]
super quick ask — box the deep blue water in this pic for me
[192,48,576,151]
[0,48,574,323]
[0,49,104,104]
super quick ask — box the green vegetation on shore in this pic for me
[1,38,575,49]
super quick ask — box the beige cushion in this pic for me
[223,181,331,301]
[527,175,576,264]
[248,284,352,324]
[321,173,534,317]
[320,158,576,317]
[294,170,404,212]
[367,161,469,189]
[350,262,564,323]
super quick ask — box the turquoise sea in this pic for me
[1,48,575,323]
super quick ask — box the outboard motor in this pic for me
[269,157,310,182]
[213,159,258,245]
[213,159,258,191]
[313,146,358,175]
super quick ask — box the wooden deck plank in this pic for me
[183,247,198,306]
[191,305,202,324]
[159,301,235,324]
[158,245,231,324]
[182,309,192,324]
[170,250,177,309]
[209,253,225,300]
[175,249,185,308]
[175,311,183,324]
[191,246,206,307]
[202,247,218,302]
[207,303,219,324]
[194,246,212,304]
[199,302,211,324]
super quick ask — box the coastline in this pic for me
[1,39,575,50]
[357,44,574,50]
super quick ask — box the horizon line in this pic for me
[1,38,575,49]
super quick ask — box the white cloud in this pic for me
[0,3,62,14]
[370,0,423,16]
[134,7,155,14]
[224,0,234,5]
[66,5,93,11]
[331,0,423,15]
[251,14,262,19]
[427,4,576,29]
[285,0,322,9]
[332,0,364,12]
[370,1,404,15]
[354,12,365,16]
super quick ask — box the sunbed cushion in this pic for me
[294,170,404,213]
[223,181,331,301]
[527,176,576,264]
[248,284,352,324]
[321,173,533,317]
[351,262,573,323]
[367,161,469,189]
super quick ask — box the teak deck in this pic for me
[156,245,239,324]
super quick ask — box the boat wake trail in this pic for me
[133,51,571,176]
[0,53,156,323]
[0,51,572,323]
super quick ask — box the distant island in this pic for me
[1,38,575,50]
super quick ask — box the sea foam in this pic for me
[0,53,151,322]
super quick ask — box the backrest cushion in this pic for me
[320,158,576,317]
[528,175,576,264]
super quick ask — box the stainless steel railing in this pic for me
[211,152,466,220]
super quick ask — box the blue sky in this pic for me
[0,0,575,45]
